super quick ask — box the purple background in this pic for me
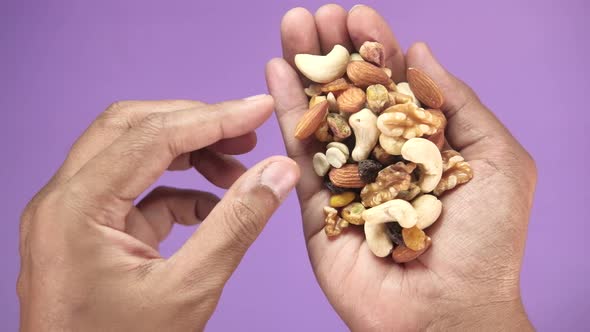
[1,0,589,330]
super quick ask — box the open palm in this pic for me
[266,5,536,331]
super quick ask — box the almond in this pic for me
[321,78,349,93]
[346,61,390,88]
[407,67,444,109]
[359,41,385,67]
[294,100,329,140]
[391,236,432,263]
[426,129,445,151]
[328,164,365,188]
[337,87,366,113]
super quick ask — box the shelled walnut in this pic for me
[360,162,417,207]
[434,150,474,196]
[377,103,445,139]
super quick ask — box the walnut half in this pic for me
[324,206,349,237]
[360,162,416,207]
[376,103,445,139]
[433,150,473,196]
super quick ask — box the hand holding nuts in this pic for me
[293,41,473,264]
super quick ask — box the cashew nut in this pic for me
[295,45,350,83]
[412,194,442,229]
[401,138,443,193]
[362,199,418,257]
[396,82,421,107]
[349,108,379,161]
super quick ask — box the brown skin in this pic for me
[266,5,536,331]
[17,96,301,331]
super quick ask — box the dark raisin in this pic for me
[386,222,404,246]
[358,159,383,183]
[324,177,347,194]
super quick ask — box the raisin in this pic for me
[386,222,404,246]
[358,159,383,183]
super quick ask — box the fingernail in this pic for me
[260,161,298,201]
[350,4,365,12]
[244,94,269,101]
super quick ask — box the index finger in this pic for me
[64,95,275,228]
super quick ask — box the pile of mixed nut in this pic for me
[293,42,473,263]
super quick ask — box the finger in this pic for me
[208,132,257,155]
[314,4,353,54]
[168,149,246,189]
[265,58,328,239]
[168,156,300,286]
[128,186,219,248]
[347,5,406,82]
[281,7,321,71]
[60,100,205,181]
[64,95,274,228]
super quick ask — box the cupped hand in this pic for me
[18,96,300,331]
[266,5,536,331]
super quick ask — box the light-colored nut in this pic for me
[329,191,356,208]
[349,53,364,62]
[337,87,366,113]
[379,134,406,156]
[371,144,398,165]
[313,152,330,176]
[326,113,352,141]
[304,84,322,97]
[388,91,413,105]
[407,67,444,109]
[346,61,390,88]
[309,95,327,108]
[392,236,431,263]
[294,100,329,140]
[402,226,427,251]
[363,199,418,257]
[396,82,421,107]
[434,150,473,196]
[324,206,349,237]
[359,41,385,67]
[326,147,347,168]
[328,164,365,188]
[314,120,333,142]
[378,103,445,139]
[366,84,390,113]
[321,78,349,93]
[341,202,366,225]
[401,138,443,193]
[412,194,442,229]
[327,142,349,156]
[349,108,379,161]
[327,92,338,112]
[360,162,416,207]
[295,45,350,83]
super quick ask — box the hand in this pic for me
[266,5,536,331]
[17,96,300,331]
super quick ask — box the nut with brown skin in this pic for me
[392,236,432,263]
[346,61,390,88]
[324,206,349,237]
[337,87,366,113]
[328,164,365,188]
[321,78,349,93]
[360,162,417,207]
[294,100,329,140]
[359,41,386,67]
[407,67,445,109]
[326,113,352,141]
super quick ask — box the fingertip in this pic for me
[281,7,314,32]
[315,3,348,18]
[260,156,301,201]
[349,4,367,13]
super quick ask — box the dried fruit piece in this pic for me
[402,226,427,251]
[359,41,386,67]
[294,100,329,139]
[324,178,347,194]
[378,103,445,139]
[385,222,404,246]
[434,150,473,196]
[321,78,349,93]
[358,159,383,183]
[407,67,444,109]
[392,236,432,263]
[327,113,352,141]
[324,206,349,237]
[329,191,356,208]
[366,84,390,113]
[346,61,390,88]
[360,162,417,207]
[337,87,366,113]
[329,164,365,188]
[341,202,366,225]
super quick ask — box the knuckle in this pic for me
[96,101,133,130]
[223,198,264,249]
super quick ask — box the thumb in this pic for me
[168,156,300,286]
[406,42,535,179]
